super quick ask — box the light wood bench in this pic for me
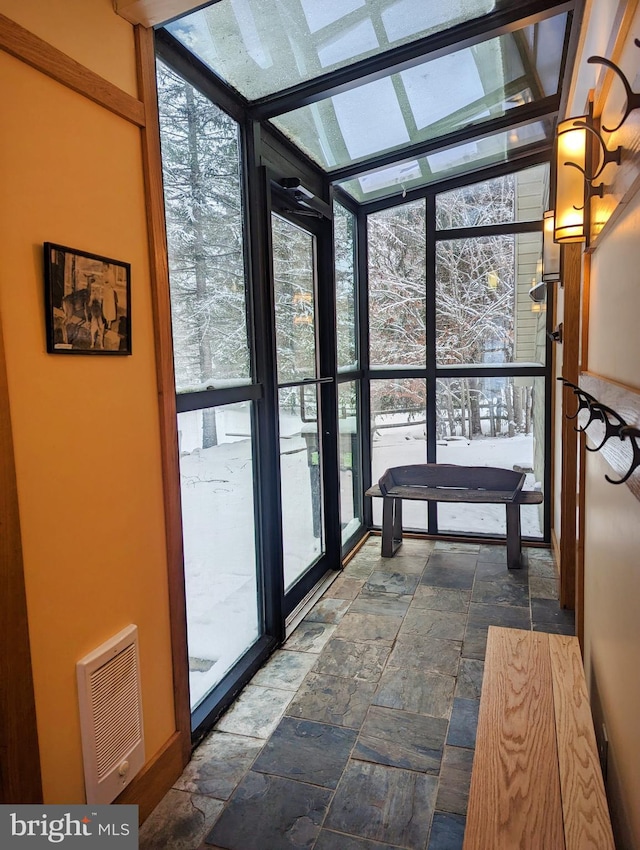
[464,626,615,850]
[365,464,543,568]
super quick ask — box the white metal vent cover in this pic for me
[76,624,145,804]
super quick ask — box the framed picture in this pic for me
[44,243,131,354]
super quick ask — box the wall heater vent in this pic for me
[76,624,145,804]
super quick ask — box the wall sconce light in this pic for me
[554,118,588,242]
[542,210,561,281]
[554,113,621,244]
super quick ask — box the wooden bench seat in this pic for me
[365,464,543,568]
[463,626,614,850]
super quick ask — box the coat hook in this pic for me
[605,426,640,485]
[588,40,640,133]
[583,403,626,450]
[547,323,563,343]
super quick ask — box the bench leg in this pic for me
[505,502,523,569]
[382,498,403,557]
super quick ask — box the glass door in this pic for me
[271,211,337,614]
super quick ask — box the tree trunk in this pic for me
[469,378,482,436]
[185,83,217,448]
[513,385,523,434]
[202,409,218,449]
[506,381,516,438]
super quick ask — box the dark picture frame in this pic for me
[44,243,132,354]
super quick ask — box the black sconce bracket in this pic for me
[564,119,622,207]
[558,377,640,485]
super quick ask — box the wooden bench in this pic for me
[365,464,543,568]
[464,626,615,850]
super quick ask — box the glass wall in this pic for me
[334,201,364,547]
[366,163,549,540]
[435,377,545,538]
[158,61,261,712]
[368,200,426,368]
[370,378,427,530]
[178,405,259,709]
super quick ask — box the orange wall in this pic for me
[0,1,176,803]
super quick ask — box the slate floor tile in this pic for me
[204,772,332,850]
[374,667,455,719]
[325,761,437,849]
[400,608,467,641]
[333,612,404,644]
[354,705,448,774]
[421,565,476,590]
[323,575,365,600]
[303,597,351,624]
[477,544,509,564]
[364,570,420,595]
[454,659,484,701]
[532,621,575,635]
[461,625,488,661]
[349,590,412,618]
[286,672,377,728]
[215,685,293,739]
[140,790,224,850]
[285,622,337,653]
[411,586,471,613]
[467,602,531,630]
[343,558,377,579]
[314,831,400,850]
[528,576,558,600]
[395,538,435,556]
[426,552,479,570]
[312,638,392,682]
[251,650,317,691]
[531,597,575,627]
[436,746,475,816]
[475,559,528,583]
[471,578,529,607]
[427,812,466,850]
[434,542,480,554]
[446,698,480,749]
[173,732,264,800]
[252,716,356,789]
[377,554,428,575]
[387,635,461,677]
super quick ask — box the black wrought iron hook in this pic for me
[583,402,626,450]
[557,378,598,422]
[605,426,640,485]
[588,41,640,134]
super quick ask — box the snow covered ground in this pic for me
[180,407,543,708]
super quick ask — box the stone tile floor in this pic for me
[140,538,574,850]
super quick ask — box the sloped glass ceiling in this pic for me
[336,120,553,202]
[168,0,505,100]
[166,1,570,202]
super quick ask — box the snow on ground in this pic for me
[372,420,542,537]
[180,409,543,707]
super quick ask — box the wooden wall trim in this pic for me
[116,0,203,28]
[0,310,43,804]
[134,24,192,766]
[575,251,591,649]
[559,242,582,609]
[115,731,185,822]
[0,12,146,127]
